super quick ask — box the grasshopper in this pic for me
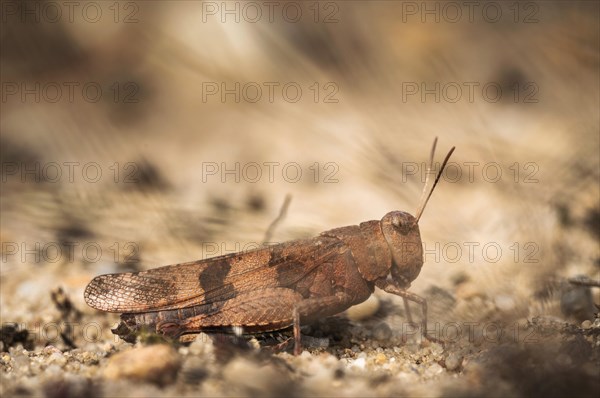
[85,138,455,353]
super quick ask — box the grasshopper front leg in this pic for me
[376,280,441,344]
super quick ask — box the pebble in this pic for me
[103,344,181,386]
[372,323,393,341]
[581,320,592,329]
[351,357,366,370]
[451,272,470,286]
[46,364,63,375]
[42,374,91,398]
[555,353,572,366]
[494,294,516,312]
[303,335,330,348]
[48,352,67,367]
[222,357,288,393]
[375,353,387,365]
[455,282,483,300]
[429,343,444,357]
[102,343,115,353]
[561,284,595,322]
[13,353,29,369]
[42,346,62,356]
[181,357,208,384]
[80,352,95,364]
[424,363,444,377]
[306,365,336,392]
[445,353,463,371]
[188,333,214,357]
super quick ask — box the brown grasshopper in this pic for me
[85,138,455,353]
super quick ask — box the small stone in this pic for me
[375,353,387,365]
[429,343,444,357]
[455,282,482,300]
[80,352,94,364]
[13,352,29,369]
[346,295,380,321]
[555,353,572,366]
[188,333,214,356]
[581,320,592,329]
[181,357,208,384]
[49,352,67,367]
[424,363,444,377]
[46,364,63,375]
[303,335,330,349]
[68,361,81,372]
[561,283,595,322]
[222,357,288,393]
[42,346,62,356]
[351,357,366,370]
[372,323,393,341]
[102,342,115,353]
[333,367,345,379]
[248,337,260,350]
[42,374,93,398]
[445,353,462,371]
[451,272,470,286]
[104,344,181,386]
[494,294,516,312]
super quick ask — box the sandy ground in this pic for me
[1,1,599,397]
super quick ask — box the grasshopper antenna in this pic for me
[414,138,455,224]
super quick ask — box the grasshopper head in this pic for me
[380,211,423,288]
[378,138,455,289]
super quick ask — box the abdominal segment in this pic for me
[113,304,219,343]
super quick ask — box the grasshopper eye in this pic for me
[388,213,413,235]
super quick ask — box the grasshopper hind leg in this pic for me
[151,289,356,355]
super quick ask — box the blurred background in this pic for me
[1,0,598,389]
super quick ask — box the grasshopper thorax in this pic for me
[380,211,423,288]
